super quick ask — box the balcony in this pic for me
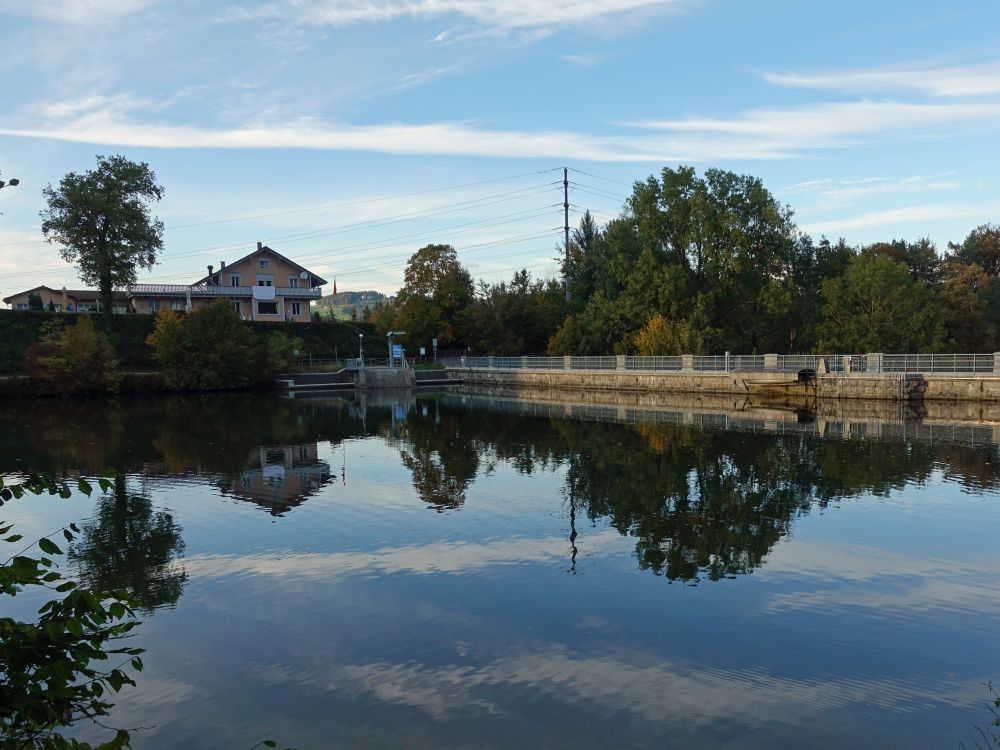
[128,284,321,298]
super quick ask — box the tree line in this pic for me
[368,166,1000,355]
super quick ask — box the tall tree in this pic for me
[396,244,473,349]
[40,155,164,317]
[818,254,945,352]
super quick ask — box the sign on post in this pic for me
[392,344,403,359]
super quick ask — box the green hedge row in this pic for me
[0,310,382,375]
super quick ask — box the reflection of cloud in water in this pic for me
[322,648,983,725]
[184,531,625,580]
[763,541,1000,617]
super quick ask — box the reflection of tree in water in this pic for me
[394,400,483,510]
[400,399,991,582]
[69,476,187,612]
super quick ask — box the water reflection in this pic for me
[68,476,186,612]
[3,392,1000,586]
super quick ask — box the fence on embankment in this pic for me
[442,353,1000,375]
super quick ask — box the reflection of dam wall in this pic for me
[446,387,1000,447]
[447,368,1000,403]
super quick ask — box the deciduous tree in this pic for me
[41,155,164,317]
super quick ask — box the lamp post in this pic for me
[358,333,364,366]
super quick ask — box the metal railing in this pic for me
[127,284,321,298]
[441,353,1000,375]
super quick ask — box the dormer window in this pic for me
[259,258,270,269]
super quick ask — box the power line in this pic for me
[567,167,633,188]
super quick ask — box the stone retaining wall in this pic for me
[446,368,1000,403]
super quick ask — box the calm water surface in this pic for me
[2,391,999,749]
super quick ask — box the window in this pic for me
[112,304,127,314]
[230,274,241,286]
[290,302,301,316]
[77,303,94,312]
[257,301,278,315]
[259,258,270,269]
[233,301,242,315]
[256,274,273,287]
[149,299,159,313]
[15,303,27,310]
[288,276,299,288]
[171,300,185,311]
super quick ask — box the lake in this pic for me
[2,390,999,749]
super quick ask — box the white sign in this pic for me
[432,338,438,348]
[392,344,403,358]
[420,347,426,356]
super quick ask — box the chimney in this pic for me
[220,260,226,270]
[257,241,263,251]
[207,265,213,283]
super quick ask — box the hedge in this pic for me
[0,310,382,375]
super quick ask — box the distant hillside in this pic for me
[319,290,387,307]
[316,290,388,320]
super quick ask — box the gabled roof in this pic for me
[3,286,127,304]
[192,245,328,287]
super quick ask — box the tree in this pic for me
[949,224,1000,278]
[938,262,995,351]
[147,301,257,390]
[26,292,43,311]
[41,155,164,318]
[818,254,945,352]
[861,238,941,287]
[22,317,120,394]
[396,244,473,349]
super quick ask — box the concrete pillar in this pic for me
[993,353,1000,374]
[488,356,496,369]
[681,354,694,371]
[764,353,778,371]
[616,354,626,371]
[866,352,884,374]
[563,355,572,370]
[521,356,529,370]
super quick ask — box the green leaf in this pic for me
[264,741,277,748]
[63,528,74,542]
[5,534,23,543]
[38,537,62,555]
[77,477,93,495]
[55,581,76,592]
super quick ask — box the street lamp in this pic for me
[358,333,364,366]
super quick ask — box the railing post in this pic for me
[521,356,529,370]
[764,353,778,371]
[725,351,730,373]
[488,356,496,369]
[681,354,694,371]
[866,352,883,374]
[563,355,572,370]
[616,354,626,371]
[993,353,1000,375]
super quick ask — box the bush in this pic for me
[147,300,304,390]
[22,317,120,394]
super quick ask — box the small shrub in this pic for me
[22,317,120,394]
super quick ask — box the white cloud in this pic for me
[0,0,155,24]
[225,0,684,31]
[802,201,1000,235]
[766,60,1000,98]
[628,100,1000,146]
[8,94,1000,162]
[779,174,961,202]
[561,52,604,67]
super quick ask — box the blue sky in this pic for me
[1,0,999,297]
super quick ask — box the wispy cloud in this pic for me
[779,174,961,202]
[0,0,155,24]
[6,94,1000,163]
[765,60,1000,98]
[802,201,1000,235]
[561,52,604,67]
[223,0,684,31]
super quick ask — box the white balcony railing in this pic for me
[128,284,321,298]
